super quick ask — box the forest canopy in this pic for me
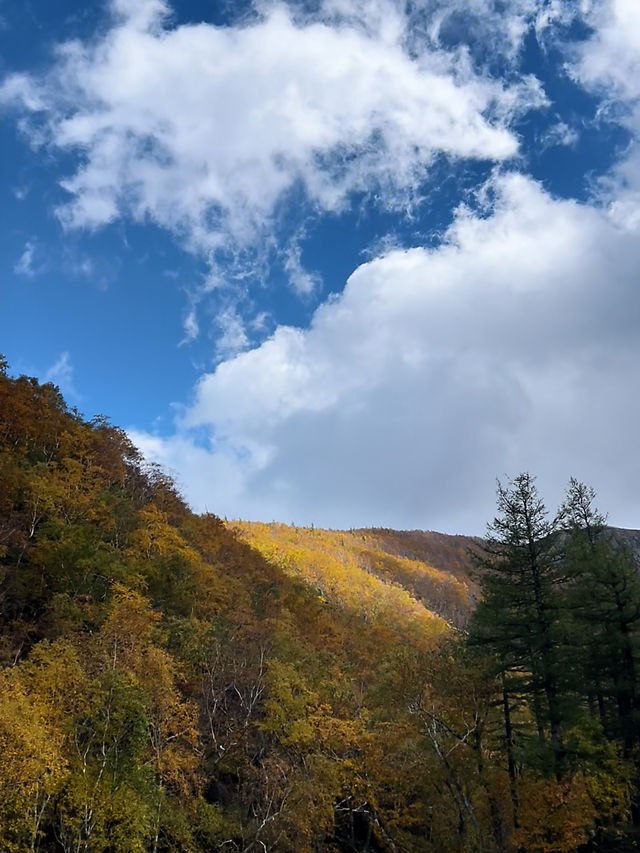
[0,358,639,852]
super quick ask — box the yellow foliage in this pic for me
[127,505,193,561]
[0,664,69,851]
[100,584,161,668]
[513,774,596,852]
[231,522,450,644]
[261,659,319,748]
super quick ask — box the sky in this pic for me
[1,0,639,534]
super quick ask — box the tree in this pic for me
[560,480,640,834]
[561,479,640,752]
[469,473,566,776]
[469,475,640,847]
[0,643,75,852]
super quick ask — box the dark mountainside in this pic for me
[1,357,640,853]
[357,528,484,583]
[613,528,640,563]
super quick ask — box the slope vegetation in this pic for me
[0,359,482,853]
[231,523,481,628]
[1,356,637,853]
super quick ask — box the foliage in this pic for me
[0,359,639,851]
[469,474,640,849]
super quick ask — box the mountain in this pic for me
[612,526,640,564]
[1,358,640,853]
[0,360,487,853]
[231,522,482,629]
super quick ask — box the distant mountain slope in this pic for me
[230,522,482,628]
[611,527,640,565]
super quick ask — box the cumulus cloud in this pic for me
[126,1,640,534]
[7,0,640,534]
[134,171,640,532]
[569,0,640,226]
[573,0,640,106]
[0,0,541,265]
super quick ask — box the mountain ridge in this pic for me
[229,521,483,629]
[231,521,640,631]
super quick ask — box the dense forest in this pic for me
[1,355,639,852]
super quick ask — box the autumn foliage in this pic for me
[0,358,638,852]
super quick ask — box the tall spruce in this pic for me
[561,479,640,749]
[469,473,566,776]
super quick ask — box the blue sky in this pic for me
[2,0,640,533]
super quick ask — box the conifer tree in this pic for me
[469,473,566,776]
[561,479,640,750]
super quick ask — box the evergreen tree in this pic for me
[561,480,640,833]
[469,473,566,776]
[561,479,640,752]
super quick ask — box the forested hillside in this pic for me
[1,357,640,852]
[231,523,480,628]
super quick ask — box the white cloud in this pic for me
[13,238,106,284]
[568,0,640,226]
[0,0,540,267]
[541,120,579,149]
[180,308,199,346]
[134,172,640,532]
[425,0,540,60]
[283,232,322,296]
[214,307,250,358]
[14,240,39,277]
[573,0,640,106]
[9,0,640,534]
[43,352,80,401]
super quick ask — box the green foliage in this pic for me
[469,473,640,847]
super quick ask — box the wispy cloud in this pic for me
[180,309,199,346]
[283,235,322,296]
[214,308,249,359]
[14,240,39,277]
[540,120,579,150]
[43,352,80,401]
[570,0,640,225]
[0,0,542,272]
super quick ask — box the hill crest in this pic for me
[229,521,483,629]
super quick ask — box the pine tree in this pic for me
[561,479,640,753]
[469,473,566,776]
